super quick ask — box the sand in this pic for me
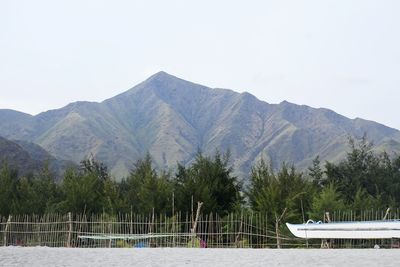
[0,247,399,267]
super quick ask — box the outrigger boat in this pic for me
[286,219,400,239]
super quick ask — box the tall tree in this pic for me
[58,158,115,214]
[247,161,312,224]
[123,154,173,214]
[174,151,242,215]
[308,156,324,188]
[31,163,60,213]
[309,183,345,220]
[325,135,399,206]
[0,164,18,216]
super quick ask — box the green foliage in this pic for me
[350,187,382,212]
[2,135,400,221]
[174,151,242,215]
[308,156,324,188]
[0,163,61,215]
[247,159,278,212]
[80,157,110,181]
[58,158,117,214]
[187,237,201,248]
[13,176,38,214]
[30,163,60,213]
[236,238,249,248]
[122,153,173,214]
[103,178,123,214]
[308,183,345,220]
[59,168,98,213]
[0,164,18,215]
[247,159,313,224]
[324,135,400,207]
[116,240,130,248]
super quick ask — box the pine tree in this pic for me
[174,151,242,215]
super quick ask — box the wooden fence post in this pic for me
[108,217,112,248]
[235,211,243,247]
[3,215,12,246]
[383,208,391,220]
[191,202,203,235]
[275,208,287,249]
[67,212,72,248]
[190,202,203,247]
[321,212,332,249]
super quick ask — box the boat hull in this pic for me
[286,221,400,239]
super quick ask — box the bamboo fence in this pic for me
[0,209,399,249]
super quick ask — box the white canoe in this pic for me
[286,220,400,239]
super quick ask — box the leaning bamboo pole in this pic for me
[3,215,12,246]
[190,202,203,247]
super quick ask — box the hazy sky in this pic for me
[1,0,399,129]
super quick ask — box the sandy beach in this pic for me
[1,247,399,267]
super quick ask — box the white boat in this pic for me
[286,219,400,239]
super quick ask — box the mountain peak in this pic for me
[146,71,177,82]
[280,100,291,105]
[3,72,398,180]
[139,71,208,95]
[152,70,169,76]
[107,71,180,100]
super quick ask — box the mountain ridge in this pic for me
[0,72,399,179]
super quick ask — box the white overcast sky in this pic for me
[1,0,399,129]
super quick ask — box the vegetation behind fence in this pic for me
[1,208,399,249]
[0,212,270,248]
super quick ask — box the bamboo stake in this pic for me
[67,212,72,248]
[275,208,287,249]
[235,212,243,248]
[108,216,112,248]
[190,202,203,247]
[383,208,391,220]
[191,202,203,236]
[265,213,268,248]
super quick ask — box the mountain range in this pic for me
[0,136,72,178]
[1,71,399,180]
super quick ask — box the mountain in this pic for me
[0,71,399,180]
[0,136,40,176]
[0,136,72,178]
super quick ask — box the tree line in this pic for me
[0,136,399,224]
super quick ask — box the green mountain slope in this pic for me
[1,72,399,179]
[0,136,72,178]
